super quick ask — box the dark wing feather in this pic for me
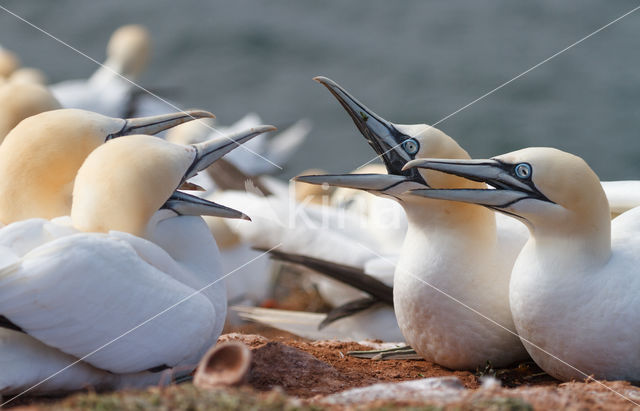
[260,249,393,304]
[319,297,380,329]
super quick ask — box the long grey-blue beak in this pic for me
[106,110,215,140]
[294,173,420,196]
[183,125,277,181]
[402,158,552,208]
[163,191,250,220]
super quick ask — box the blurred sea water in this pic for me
[0,0,638,179]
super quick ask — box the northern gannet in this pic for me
[404,148,640,381]
[0,44,47,86]
[0,108,213,224]
[0,126,274,394]
[293,77,529,367]
[0,82,61,142]
[51,25,151,118]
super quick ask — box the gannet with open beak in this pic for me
[0,126,273,394]
[0,82,61,142]
[404,148,640,381]
[292,77,530,367]
[0,108,213,224]
[51,25,151,118]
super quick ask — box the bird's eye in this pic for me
[514,163,532,179]
[402,138,419,155]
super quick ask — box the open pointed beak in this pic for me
[162,125,276,220]
[314,76,415,176]
[294,173,420,196]
[402,158,552,209]
[106,110,215,140]
[312,76,427,192]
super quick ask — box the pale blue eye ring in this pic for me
[402,138,419,155]
[514,163,532,179]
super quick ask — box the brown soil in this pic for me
[219,332,480,397]
[8,326,640,410]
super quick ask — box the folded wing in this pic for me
[0,233,217,374]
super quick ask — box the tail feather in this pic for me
[234,306,337,340]
[233,305,404,342]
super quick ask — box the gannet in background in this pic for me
[206,162,405,340]
[0,46,19,79]
[0,44,48,85]
[167,112,312,176]
[600,180,640,218]
[207,161,403,319]
[0,127,273,394]
[8,67,48,86]
[0,108,213,224]
[0,82,61,142]
[220,114,312,176]
[404,149,640,381]
[51,25,151,118]
[289,164,405,311]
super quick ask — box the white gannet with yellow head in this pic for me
[292,77,529,366]
[0,82,61,142]
[404,148,640,381]
[50,24,152,118]
[0,108,213,225]
[0,125,274,394]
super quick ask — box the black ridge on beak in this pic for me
[403,158,553,210]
